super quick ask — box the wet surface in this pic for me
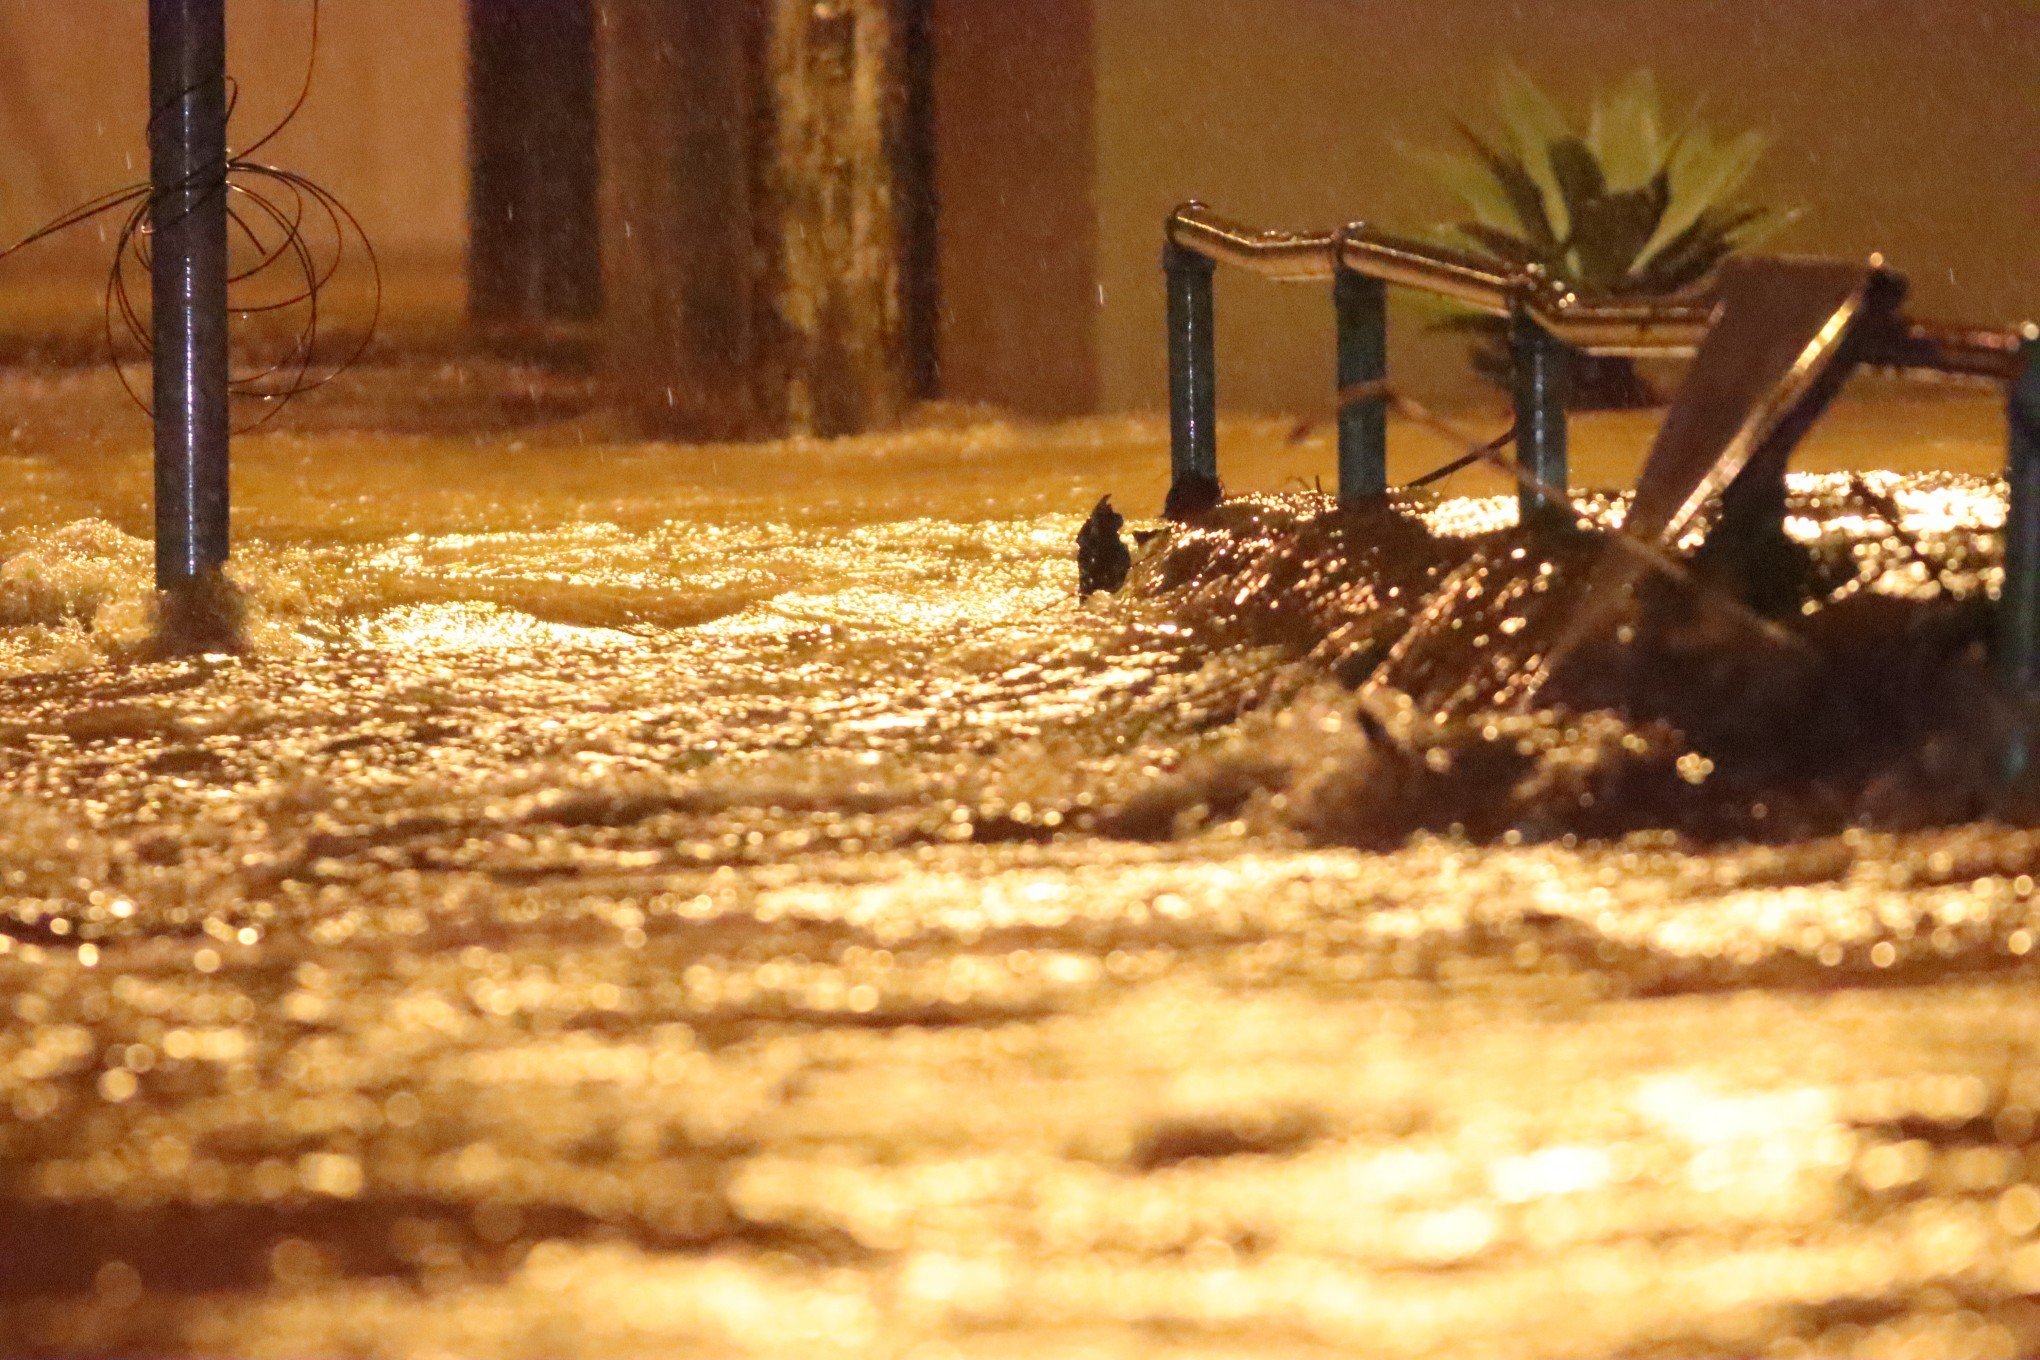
[0,370,2036,1357]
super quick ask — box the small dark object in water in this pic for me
[1076,496,1131,595]
[1164,472,1223,521]
[1129,1109,1323,1170]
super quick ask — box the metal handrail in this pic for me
[1158,199,2040,716]
[1166,202,2023,378]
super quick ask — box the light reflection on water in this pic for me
[0,390,2037,1356]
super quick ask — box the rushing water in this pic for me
[1,366,2036,1358]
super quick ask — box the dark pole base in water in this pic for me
[1510,302,1569,526]
[1333,256,1387,503]
[1999,334,2040,708]
[149,0,231,591]
[1164,232,1218,505]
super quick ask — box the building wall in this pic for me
[1093,0,2040,412]
[931,0,1097,417]
[0,0,465,273]
[0,1,2030,423]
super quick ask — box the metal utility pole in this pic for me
[2000,334,2040,705]
[149,0,231,591]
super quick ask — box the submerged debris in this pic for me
[1075,495,1131,595]
[1125,478,2021,846]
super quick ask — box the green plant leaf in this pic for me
[1404,67,1776,306]
[1393,139,1519,233]
[1636,204,1767,291]
[1633,127,1769,274]
[1646,167,1673,224]
[1688,128,1766,203]
[1569,185,1670,292]
[1708,203,1770,243]
[1634,225,1732,292]
[1731,203,1802,251]
[1546,136,1607,216]
[1494,62,1574,150]
[1453,121,1560,254]
[1493,64,1575,243]
[1588,68,1662,191]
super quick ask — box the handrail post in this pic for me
[1164,228,1219,502]
[1333,231,1387,503]
[1998,331,2040,716]
[1510,298,1569,525]
[149,0,232,591]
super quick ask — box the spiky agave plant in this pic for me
[1403,66,1790,407]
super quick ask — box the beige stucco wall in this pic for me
[1093,0,2040,413]
[932,0,1097,417]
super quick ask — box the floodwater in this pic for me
[1,365,2038,1359]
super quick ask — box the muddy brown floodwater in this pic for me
[1,366,2038,1359]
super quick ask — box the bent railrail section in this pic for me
[1162,201,2029,516]
[1159,201,2040,717]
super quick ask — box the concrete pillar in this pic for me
[597,0,930,440]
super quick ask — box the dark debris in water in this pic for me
[1074,495,1130,596]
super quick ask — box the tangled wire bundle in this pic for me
[0,0,377,430]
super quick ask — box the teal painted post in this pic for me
[1164,237,1218,495]
[1510,301,1569,525]
[1334,260,1387,502]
